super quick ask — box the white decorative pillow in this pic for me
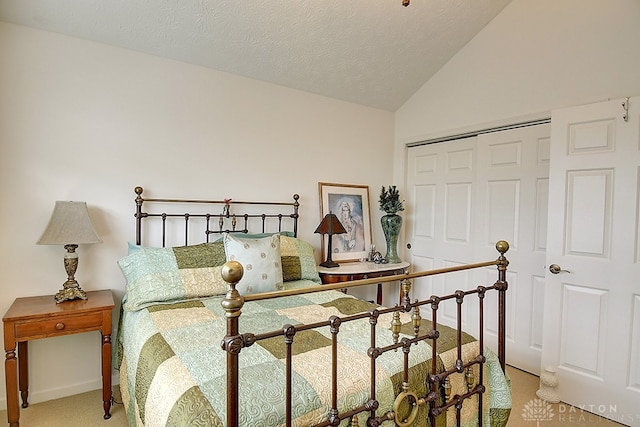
[223,233,284,295]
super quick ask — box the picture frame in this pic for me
[318,182,372,263]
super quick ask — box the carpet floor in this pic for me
[506,366,622,426]
[0,366,624,426]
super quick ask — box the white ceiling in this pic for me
[0,0,512,111]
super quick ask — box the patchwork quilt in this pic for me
[117,285,511,426]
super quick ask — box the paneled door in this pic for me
[405,124,550,374]
[541,97,640,425]
[475,125,550,375]
[406,136,478,334]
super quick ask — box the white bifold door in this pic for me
[405,123,551,375]
[541,96,640,426]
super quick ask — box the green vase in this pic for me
[381,213,402,263]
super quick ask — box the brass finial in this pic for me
[495,240,509,254]
[220,261,245,317]
[221,261,244,284]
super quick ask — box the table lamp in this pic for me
[37,201,102,303]
[314,212,346,268]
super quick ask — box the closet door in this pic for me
[405,124,550,374]
[406,136,478,333]
[475,124,550,375]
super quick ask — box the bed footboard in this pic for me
[221,241,510,427]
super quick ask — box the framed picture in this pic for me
[318,182,372,263]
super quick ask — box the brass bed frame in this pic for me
[134,186,300,246]
[132,186,509,427]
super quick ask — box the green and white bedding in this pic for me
[117,285,511,427]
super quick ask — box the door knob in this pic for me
[549,264,570,274]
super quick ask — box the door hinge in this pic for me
[622,97,630,122]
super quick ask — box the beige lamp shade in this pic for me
[37,201,102,245]
[37,201,102,303]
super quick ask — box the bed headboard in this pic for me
[133,186,300,247]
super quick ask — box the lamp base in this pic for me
[55,244,88,303]
[55,281,88,303]
[319,259,340,268]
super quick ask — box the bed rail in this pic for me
[221,241,509,427]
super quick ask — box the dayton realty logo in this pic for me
[522,398,555,425]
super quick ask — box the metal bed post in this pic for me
[292,194,300,237]
[495,241,510,373]
[134,186,145,245]
[220,261,246,427]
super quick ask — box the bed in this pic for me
[116,187,512,426]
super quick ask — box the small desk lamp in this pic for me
[37,201,102,303]
[314,212,347,268]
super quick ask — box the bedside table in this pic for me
[3,290,115,427]
[317,261,410,305]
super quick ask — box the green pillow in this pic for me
[280,236,321,283]
[118,242,227,311]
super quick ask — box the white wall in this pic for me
[0,22,394,409]
[393,0,640,185]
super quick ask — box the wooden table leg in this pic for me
[102,334,112,419]
[17,342,28,408]
[5,347,19,427]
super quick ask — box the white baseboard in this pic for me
[0,374,120,411]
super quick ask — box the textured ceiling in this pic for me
[0,0,512,111]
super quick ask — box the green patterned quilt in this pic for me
[117,286,511,426]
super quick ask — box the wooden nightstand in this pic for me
[3,290,115,427]
[317,261,410,305]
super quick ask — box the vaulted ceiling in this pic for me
[0,0,512,111]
